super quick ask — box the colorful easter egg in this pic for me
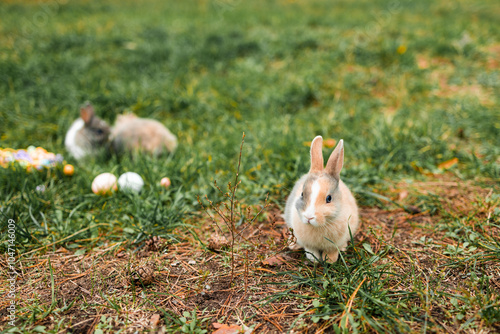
[91,173,117,196]
[63,164,74,176]
[160,177,171,188]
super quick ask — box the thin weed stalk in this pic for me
[198,133,270,288]
[228,133,245,285]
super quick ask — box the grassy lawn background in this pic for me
[0,0,499,333]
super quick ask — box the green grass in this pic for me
[0,0,499,332]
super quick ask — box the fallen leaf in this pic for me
[262,255,285,266]
[212,323,242,334]
[398,190,409,201]
[304,139,337,148]
[411,162,435,176]
[323,138,337,148]
[484,44,500,69]
[208,233,230,251]
[438,158,459,170]
[150,314,161,327]
[416,55,429,69]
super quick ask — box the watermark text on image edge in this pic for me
[7,218,17,326]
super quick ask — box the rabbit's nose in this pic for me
[305,216,315,222]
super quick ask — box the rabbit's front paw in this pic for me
[305,248,321,262]
[324,250,339,263]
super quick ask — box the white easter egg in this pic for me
[118,172,144,193]
[92,173,117,196]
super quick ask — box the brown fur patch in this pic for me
[80,104,95,124]
[111,116,177,155]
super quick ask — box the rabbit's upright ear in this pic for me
[80,102,95,124]
[310,136,324,173]
[325,139,344,180]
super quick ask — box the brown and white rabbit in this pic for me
[284,136,359,263]
[64,102,111,160]
[110,113,178,157]
[65,103,177,160]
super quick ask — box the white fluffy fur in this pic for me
[64,118,87,159]
[284,138,359,263]
[303,180,320,226]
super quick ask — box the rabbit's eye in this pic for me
[301,192,303,197]
[95,129,104,135]
[326,195,332,203]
